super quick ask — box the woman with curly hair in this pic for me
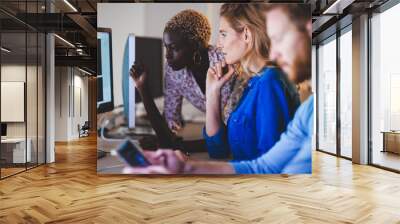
[130,9,234,153]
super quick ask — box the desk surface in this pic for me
[381,131,400,134]
[97,153,211,174]
[97,137,212,174]
[1,138,28,143]
[97,120,207,174]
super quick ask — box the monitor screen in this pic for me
[135,37,163,101]
[122,35,163,128]
[97,28,114,113]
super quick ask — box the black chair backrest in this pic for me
[82,121,90,129]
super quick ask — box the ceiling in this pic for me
[0,0,100,74]
[0,0,393,73]
[308,0,390,43]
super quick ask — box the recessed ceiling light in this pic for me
[54,34,75,48]
[78,67,93,76]
[63,0,78,12]
[1,47,11,53]
[322,0,354,15]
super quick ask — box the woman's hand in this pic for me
[122,149,187,174]
[129,61,147,92]
[205,60,235,136]
[206,60,235,98]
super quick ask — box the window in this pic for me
[370,2,400,171]
[0,1,47,179]
[317,35,337,154]
[339,28,352,158]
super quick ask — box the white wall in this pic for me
[1,64,46,163]
[143,4,222,43]
[55,67,67,141]
[54,67,89,141]
[97,3,222,107]
[75,74,89,123]
[1,65,35,137]
[1,65,26,140]
[72,73,89,138]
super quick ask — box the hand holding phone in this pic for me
[122,149,187,174]
[115,140,151,167]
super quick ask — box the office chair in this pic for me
[79,121,90,138]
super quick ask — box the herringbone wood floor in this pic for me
[1,135,400,224]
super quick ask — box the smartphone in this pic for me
[115,140,151,167]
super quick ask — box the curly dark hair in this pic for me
[164,9,211,49]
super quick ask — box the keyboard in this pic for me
[101,126,155,140]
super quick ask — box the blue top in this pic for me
[203,67,299,161]
[231,95,314,174]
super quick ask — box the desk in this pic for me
[97,122,215,174]
[97,139,211,174]
[381,131,400,154]
[1,138,31,164]
[97,106,215,173]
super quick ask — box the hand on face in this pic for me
[122,149,187,174]
[206,60,235,97]
[129,61,147,91]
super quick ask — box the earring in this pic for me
[193,51,202,66]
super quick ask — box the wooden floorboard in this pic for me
[1,135,400,223]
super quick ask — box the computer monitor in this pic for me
[122,35,163,128]
[97,28,114,113]
[1,123,7,137]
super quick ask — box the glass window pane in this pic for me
[0,0,46,179]
[27,31,38,169]
[340,29,352,158]
[38,32,45,165]
[1,31,27,177]
[371,3,400,171]
[318,36,337,154]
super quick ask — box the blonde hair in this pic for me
[220,3,271,76]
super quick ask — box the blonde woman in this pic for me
[203,3,299,161]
